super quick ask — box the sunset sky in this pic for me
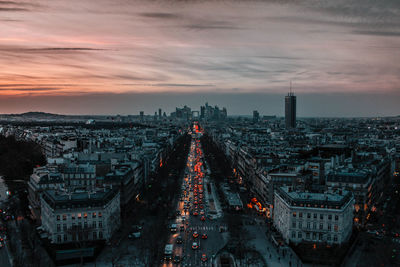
[0,0,399,116]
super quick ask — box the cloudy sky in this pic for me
[0,0,399,116]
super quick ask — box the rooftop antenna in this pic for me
[290,80,292,95]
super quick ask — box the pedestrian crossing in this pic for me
[188,225,226,231]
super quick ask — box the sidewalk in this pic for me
[203,160,223,220]
[245,223,309,267]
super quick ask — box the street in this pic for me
[161,124,227,266]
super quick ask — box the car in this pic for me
[199,204,204,209]
[200,210,205,215]
[201,216,206,221]
[194,201,198,205]
[201,253,207,262]
[173,255,181,263]
[128,231,141,239]
[202,233,208,239]
[193,211,199,216]
[192,242,199,249]
[193,231,199,238]
[176,236,183,244]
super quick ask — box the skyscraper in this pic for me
[253,110,259,123]
[285,92,296,129]
[139,111,144,122]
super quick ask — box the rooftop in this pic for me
[276,186,353,210]
[41,188,119,210]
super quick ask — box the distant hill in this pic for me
[0,111,66,118]
[18,112,64,117]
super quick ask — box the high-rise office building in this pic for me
[139,111,144,122]
[285,92,296,129]
[158,108,162,119]
[253,110,259,123]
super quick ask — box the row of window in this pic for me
[56,221,103,232]
[63,174,95,179]
[57,212,102,221]
[56,231,103,243]
[291,221,339,232]
[292,231,338,242]
[293,212,339,221]
[66,180,95,186]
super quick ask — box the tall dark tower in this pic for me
[285,83,296,129]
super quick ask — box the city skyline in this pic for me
[0,0,399,116]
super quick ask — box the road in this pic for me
[161,124,227,267]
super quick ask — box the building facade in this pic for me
[40,189,120,244]
[274,186,354,245]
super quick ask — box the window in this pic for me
[84,222,88,229]
[57,235,61,243]
[298,232,302,239]
[299,212,303,218]
[63,224,67,231]
[319,223,323,230]
[319,233,323,241]
[99,221,103,228]
[327,235,331,241]
[292,231,296,238]
[293,212,296,217]
[78,213,82,219]
[93,232,97,240]
[63,214,67,220]
[334,225,339,232]
[84,213,88,219]
[92,221,96,228]
[313,213,317,219]
[57,215,60,221]
[313,222,316,230]
[307,222,310,229]
[72,214,75,220]
[320,214,324,220]
[307,213,311,219]
[328,214,332,220]
[306,233,310,239]
[292,221,296,228]
[335,215,339,221]
[92,212,97,218]
[57,224,61,232]
[312,233,316,240]
[328,224,332,231]
[64,235,68,241]
[334,235,338,242]
[98,212,102,218]
[299,222,302,229]
[99,231,103,239]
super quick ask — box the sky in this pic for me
[0,0,399,116]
